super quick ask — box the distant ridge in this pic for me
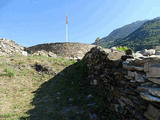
[96,20,147,47]
[109,17,160,51]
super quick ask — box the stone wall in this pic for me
[83,46,160,120]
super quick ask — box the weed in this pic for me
[4,67,16,77]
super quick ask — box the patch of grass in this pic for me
[0,67,16,77]
[116,46,129,51]
[5,67,16,77]
[18,61,25,65]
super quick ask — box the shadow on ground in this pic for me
[20,62,96,120]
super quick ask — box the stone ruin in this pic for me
[0,38,27,56]
[83,46,160,120]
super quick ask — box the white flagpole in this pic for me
[66,15,68,42]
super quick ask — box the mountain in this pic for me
[96,20,147,46]
[109,17,160,51]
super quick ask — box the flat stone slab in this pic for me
[144,104,160,120]
[148,78,160,85]
[123,62,144,72]
[148,88,160,97]
[140,92,160,102]
[138,87,160,97]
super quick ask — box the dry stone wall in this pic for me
[83,46,160,120]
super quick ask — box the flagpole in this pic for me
[66,15,68,42]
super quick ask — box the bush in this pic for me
[116,46,129,51]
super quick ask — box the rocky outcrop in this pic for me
[83,47,160,120]
[0,38,27,56]
[26,42,95,59]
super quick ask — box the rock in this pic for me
[87,103,96,107]
[111,47,117,51]
[137,87,160,97]
[144,104,160,120]
[91,79,97,85]
[128,71,135,78]
[87,94,93,99]
[148,78,160,85]
[141,49,156,56]
[48,51,57,58]
[107,51,125,61]
[134,52,144,58]
[155,51,160,55]
[148,88,160,97]
[144,62,160,77]
[33,63,56,75]
[22,51,28,56]
[125,49,133,55]
[83,46,160,119]
[123,62,144,72]
[89,113,97,120]
[140,92,160,102]
[134,72,145,82]
[68,98,73,102]
[0,38,25,56]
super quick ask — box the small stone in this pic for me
[56,96,60,100]
[56,92,61,95]
[140,92,160,102]
[128,71,135,78]
[68,98,73,102]
[134,72,145,83]
[89,113,97,120]
[144,104,160,120]
[87,94,93,99]
[87,103,96,107]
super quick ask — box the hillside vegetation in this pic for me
[109,17,160,51]
[96,20,146,47]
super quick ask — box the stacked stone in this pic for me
[0,38,27,56]
[123,51,160,120]
[83,47,160,120]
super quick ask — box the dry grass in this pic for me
[0,55,76,120]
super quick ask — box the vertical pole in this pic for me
[66,15,68,42]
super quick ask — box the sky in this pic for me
[0,0,160,47]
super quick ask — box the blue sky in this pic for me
[0,0,160,47]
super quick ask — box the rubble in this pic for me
[0,38,26,56]
[83,46,160,120]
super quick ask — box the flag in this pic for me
[66,15,68,24]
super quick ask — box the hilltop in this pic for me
[26,42,95,59]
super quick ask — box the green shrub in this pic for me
[116,46,129,51]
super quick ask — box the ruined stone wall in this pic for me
[83,47,160,120]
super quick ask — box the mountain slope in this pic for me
[97,20,146,46]
[109,17,160,51]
